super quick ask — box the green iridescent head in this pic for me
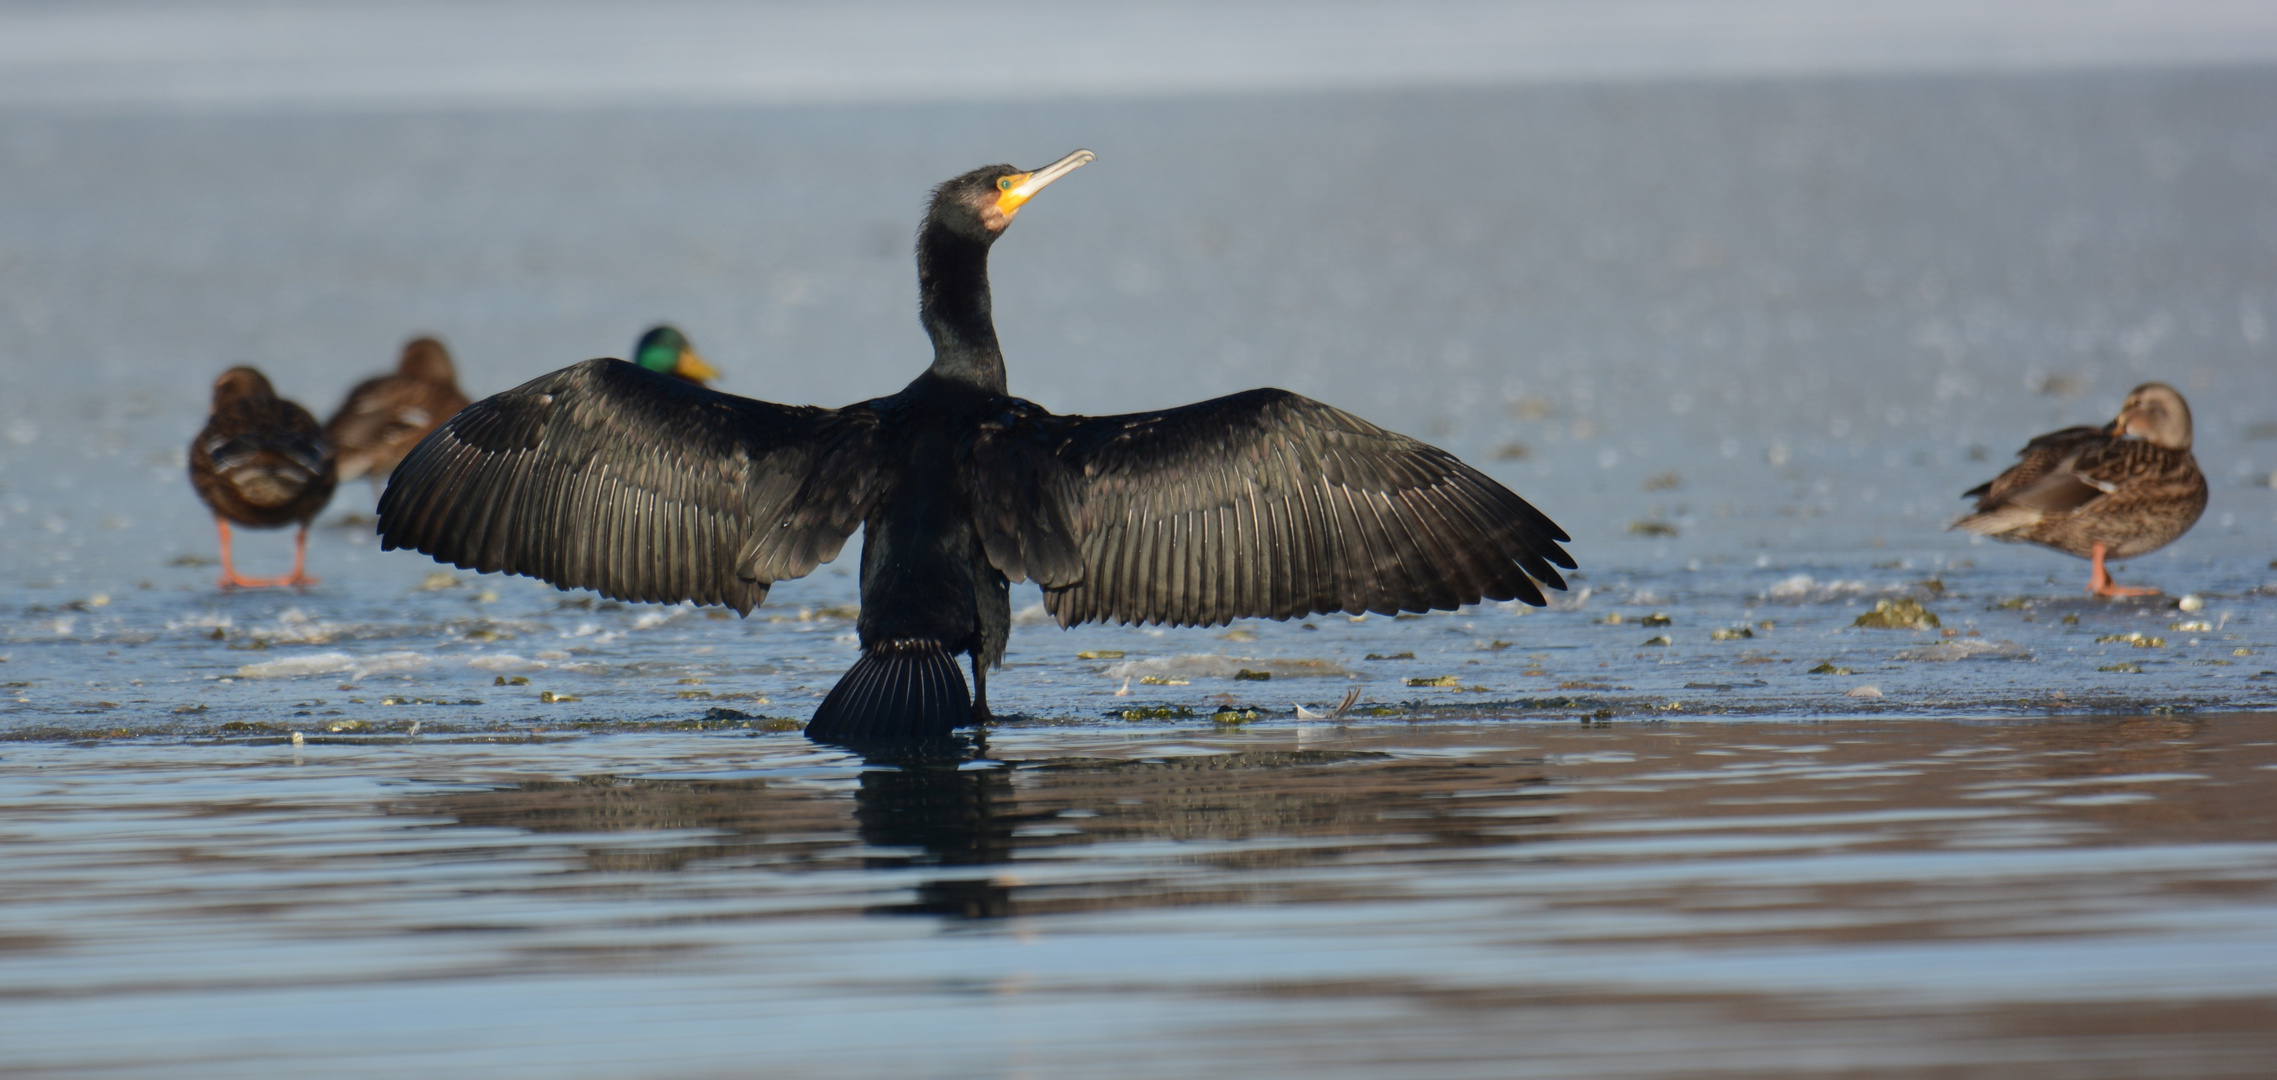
[633,325,719,384]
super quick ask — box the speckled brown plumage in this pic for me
[190,366,338,588]
[326,337,470,485]
[1953,382,2206,596]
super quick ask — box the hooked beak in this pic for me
[674,348,720,383]
[995,149,1095,218]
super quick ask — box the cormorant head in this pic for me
[928,149,1095,239]
[2111,382,2193,450]
[396,336,457,385]
[209,366,278,414]
[634,324,720,384]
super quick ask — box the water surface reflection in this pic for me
[408,736,1568,920]
[6,717,2276,1077]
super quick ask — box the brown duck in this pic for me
[189,367,338,588]
[1954,382,2207,597]
[326,337,471,488]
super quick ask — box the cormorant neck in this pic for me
[917,218,1007,393]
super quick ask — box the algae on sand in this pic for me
[1854,599,1940,630]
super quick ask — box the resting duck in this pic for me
[189,367,338,588]
[325,337,471,488]
[632,325,720,384]
[1954,382,2207,597]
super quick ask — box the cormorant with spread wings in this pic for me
[377,150,1575,741]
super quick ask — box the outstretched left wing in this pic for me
[969,388,1573,628]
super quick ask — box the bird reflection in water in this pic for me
[402,735,1029,918]
[401,737,1564,920]
[848,735,1024,918]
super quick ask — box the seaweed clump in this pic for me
[1854,599,1940,630]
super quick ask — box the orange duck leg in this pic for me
[214,518,318,589]
[2086,542,2159,598]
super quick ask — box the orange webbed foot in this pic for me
[2084,543,2157,599]
[219,575,289,589]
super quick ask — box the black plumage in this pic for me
[378,150,1575,741]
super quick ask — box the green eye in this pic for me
[998,178,1012,190]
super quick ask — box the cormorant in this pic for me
[377,150,1575,740]
[633,325,721,384]
[326,337,471,490]
[1954,382,2206,597]
[191,367,339,588]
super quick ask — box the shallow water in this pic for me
[2,40,2277,1078]
[5,718,2277,1077]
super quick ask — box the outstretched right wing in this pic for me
[378,358,879,614]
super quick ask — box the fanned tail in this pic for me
[807,639,971,743]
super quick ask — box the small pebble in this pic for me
[2177,594,2205,612]
[1846,685,1884,699]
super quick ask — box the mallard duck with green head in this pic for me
[189,367,338,588]
[1954,382,2207,597]
[632,325,720,384]
[325,336,471,489]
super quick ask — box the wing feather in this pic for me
[1198,506,1220,624]
[1230,479,1258,617]
[377,358,877,614]
[1955,425,2119,536]
[1333,481,1385,614]
[988,387,1572,628]
[1302,472,1345,616]
[1267,491,1298,619]
[1387,488,1461,612]
[1963,426,2105,509]
[1367,485,1436,612]
[1169,510,1193,627]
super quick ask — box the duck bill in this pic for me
[996,149,1095,217]
[674,348,720,383]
